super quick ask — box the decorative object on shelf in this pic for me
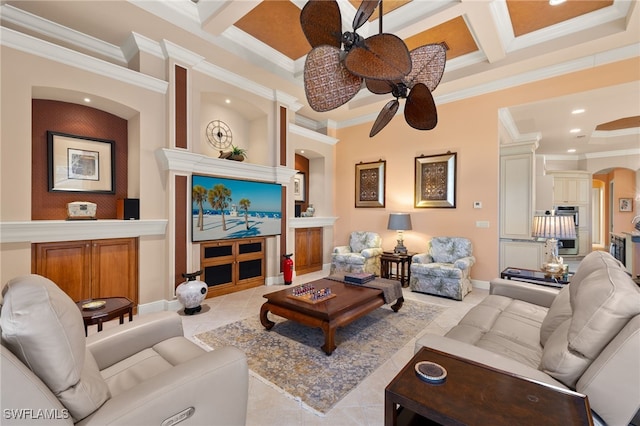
[532,211,576,275]
[66,201,97,220]
[205,120,233,150]
[47,131,115,193]
[301,204,315,217]
[176,270,207,315]
[415,151,456,208]
[355,160,385,208]
[619,198,633,212]
[218,144,247,161]
[387,213,412,254]
[293,172,306,202]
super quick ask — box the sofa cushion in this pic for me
[540,285,571,347]
[0,275,110,421]
[540,251,640,388]
[444,295,547,369]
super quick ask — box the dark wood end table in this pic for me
[500,267,571,288]
[381,252,416,287]
[385,346,593,426]
[76,297,134,336]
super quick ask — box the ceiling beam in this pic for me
[200,1,261,36]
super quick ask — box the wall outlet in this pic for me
[473,201,482,209]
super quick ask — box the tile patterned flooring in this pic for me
[177,270,489,426]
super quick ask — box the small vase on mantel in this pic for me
[306,204,315,217]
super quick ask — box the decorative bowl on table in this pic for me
[82,300,106,310]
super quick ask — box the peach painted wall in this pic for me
[334,57,640,282]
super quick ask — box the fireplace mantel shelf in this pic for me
[0,219,167,243]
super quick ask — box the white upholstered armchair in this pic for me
[1,274,248,425]
[330,231,383,276]
[410,237,475,300]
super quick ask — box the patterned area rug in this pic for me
[194,299,446,415]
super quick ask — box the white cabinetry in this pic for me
[499,240,545,271]
[500,144,536,239]
[548,171,592,256]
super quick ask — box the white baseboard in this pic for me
[472,279,490,291]
[138,298,182,315]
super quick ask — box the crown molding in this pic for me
[289,124,338,146]
[0,27,168,94]
[0,4,127,64]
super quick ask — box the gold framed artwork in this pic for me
[415,152,456,208]
[355,160,385,208]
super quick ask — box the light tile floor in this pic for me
[176,271,489,426]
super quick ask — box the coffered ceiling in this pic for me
[2,0,639,156]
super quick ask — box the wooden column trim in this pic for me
[175,65,187,149]
[175,175,187,287]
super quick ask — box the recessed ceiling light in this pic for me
[567,149,576,153]
[570,128,581,133]
[549,0,566,5]
[225,99,231,104]
[84,97,91,103]
[571,108,585,114]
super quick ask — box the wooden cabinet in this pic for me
[200,237,265,297]
[294,227,323,275]
[32,238,138,304]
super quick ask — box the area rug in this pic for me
[194,299,446,415]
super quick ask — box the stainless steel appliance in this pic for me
[555,206,579,255]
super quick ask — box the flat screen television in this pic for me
[191,174,282,242]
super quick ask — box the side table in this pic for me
[381,252,415,287]
[385,346,593,426]
[501,267,571,288]
[76,297,134,336]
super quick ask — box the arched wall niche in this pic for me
[31,86,142,219]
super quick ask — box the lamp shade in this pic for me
[532,214,576,239]
[388,213,412,231]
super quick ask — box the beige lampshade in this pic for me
[532,214,576,239]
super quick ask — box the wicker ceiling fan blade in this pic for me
[404,83,438,130]
[365,79,396,95]
[304,45,362,112]
[300,0,342,48]
[353,0,380,30]
[406,44,447,92]
[370,99,399,137]
[344,33,411,81]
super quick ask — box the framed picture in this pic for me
[48,131,115,193]
[355,160,385,208]
[293,172,305,202]
[415,152,456,208]
[619,198,633,212]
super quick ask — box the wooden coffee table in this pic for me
[385,346,593,425]
[260,278,404,355]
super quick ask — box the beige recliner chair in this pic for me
[1,274,248,425]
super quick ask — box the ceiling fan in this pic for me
[367,43,447,137]
[300,0,411,112]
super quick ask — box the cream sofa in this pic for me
[1,274,248,425]
[415,251,640,425]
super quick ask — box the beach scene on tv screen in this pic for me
[192,175,282,241]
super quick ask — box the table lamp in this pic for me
[532,211,575,274]
[388,213,412,254]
